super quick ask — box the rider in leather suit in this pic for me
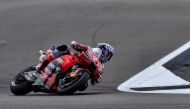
[36,41,114,92]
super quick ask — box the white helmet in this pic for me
[97,43,114,63]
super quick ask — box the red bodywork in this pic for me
[39,49,103,91]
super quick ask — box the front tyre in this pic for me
[57,70,90,95]
[10,66,36,95]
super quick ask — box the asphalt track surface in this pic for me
[0,0,190,109]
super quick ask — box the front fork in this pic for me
[23,66,38,83]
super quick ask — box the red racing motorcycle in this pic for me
[10,46,103,95]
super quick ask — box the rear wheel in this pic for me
[10,66,36,95]
[57,70,90,95]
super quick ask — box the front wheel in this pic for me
[10,66,36,95]
[57,70,90,95]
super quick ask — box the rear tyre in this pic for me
[10,66,36,95]
[57,70,90,95]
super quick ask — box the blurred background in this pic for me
[0,0,190,108]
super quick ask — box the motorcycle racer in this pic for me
[37,41,114,86]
